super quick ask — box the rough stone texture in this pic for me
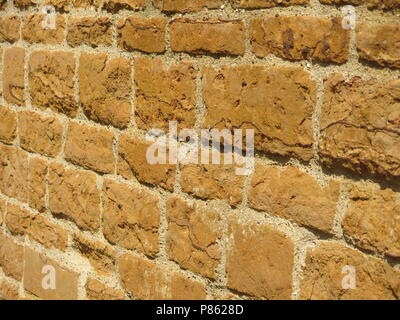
[73,233,116,275]
[368,0,400,9]
[170,19,246,56]
[23,248,79,300]
[300,242,400,300]
[202,65,316,161]
[117,134,176,191]
[166,197,222,279]
[135,57,197,131]
[251,16,349,63]
[3,47,25,105]
[170,273,207,300]
[357,23,400,69]
[29,51,77,117]
[319,73,400,182]
[28,157,48,213]
[103,0,145,11]
[153,0,222,12]
[19,111,64,157]
[343,183,400,258]
[232,0,309,8]
[319,0,361,3]
[102,179,160,257]
[119,253,207,299]
[0,145,28,203]
[320,0,400,9]
[14,0,36,8]
[248,165,340,233]
[45,0,101,11]
[0,232,24,281]
[0,16,20,43]
[48,162,101,231]
[0,198,4,226]
[22,14,65,44]
[0,106,16,143]
[64,121,115,174]
[79,53,131,129]
[1,0,400,301]
[0,278,19,300]
[0,48,2,98]
[180,163,245,207]
[86,279,125,300]
[117,16,166,53]
[226,220,294,299]
[67,17,112,47]
[6,204,68,251]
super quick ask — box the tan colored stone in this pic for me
[367,0,400,9]
[232,0,308,8]
[67,17,112,47]
[166,197,222,279]
[180,163,245,207]
[86,279,125,300]
[6,204,68,251]
[119,253,206,299]
[23,248,79,300]
[0,198,5,225]
[117,134,176,191]
[319,0,363,4]
[103,0,145,11]
[248,165,340,233]
[357,23,400,69]
[251,16,349,63]
[0,48,2,98]
[119,253,168,299]
[19,110,63,157]
[29,50,77,117]
[48,162,101,231]
[0,278,19,300]
[226,220,294,299]
[343,183,400,258]
[73,233,116,275]
[64,121,115,174]
[135,57,197,131]
[0,0,7,9]
[170,18,246,56]
[103,179,160,257]
[153,0,222,12]
[22,14,65,44]
[3,47,25,105]
[170,273,207,300]
[300,242,400,300]
[117,16,166,53]
[0,106,16,143]
[45,0,101,11]
[0,232,24,281]
[202,65,316,161]
[319,73,400,181]
[14,0,36,7]
[0,16,20,43]
[0,145,28,203]
[28,157,48,212]
[79,53,131,129]
[320,0,400,9]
